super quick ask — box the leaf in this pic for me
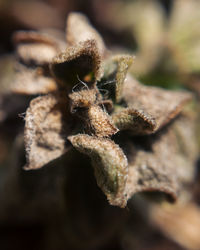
[11,65,58,95]
[113,75,192,134]
[68,134,128,207]
[51,39,103,86]
[112,107,156,134]
[114,55,134,103]
[66,12,106,56]
[100,55,134,103]
[11,31,65,95]
[86,105,118,138]
[13,31,65,66]
[124,113,197,202]
[24,93,72,170]
[69,87,118,137]
[13,31,64,46]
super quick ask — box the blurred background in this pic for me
[0,0,200,249]
[1,0,200,90]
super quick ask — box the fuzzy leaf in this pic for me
[68,134,128,207]
[86,105,118,137]
[51,39,102,86]
[66,12,106,56]
[13,31,65,66]
[124,114,197,202]
[24,93,71,170]
[12,31,65,95]
[114,55,134,103]
[69,87,118,137]
[114,76,192,134]
[11,66,58,95]
[101,55,134,103]
[112,107,156,134]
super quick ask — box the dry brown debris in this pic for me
[125,114,197,201]
[68,134,128,207]
[24,93,72,170]
[66,12,106,56]
[10,12,198,207]
[113,75,192,134]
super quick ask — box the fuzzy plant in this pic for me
[9,12,198,208]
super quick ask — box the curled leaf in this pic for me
[13,30,64,47]
[112,107,156,135]
[86,105,118,138]
[114,55,134,103]
[118,75,192,134]
[16,43,58,66]
[66,12,106,56]
[124,114,197,202]
[24,93,71,170]
[11,66,58,95]
[11,31,65,95]
[69,87,101,111]
[68,134,128,207]
[0,56,32,120]
[69,87,118,137]
[101,55,134,103]
[13,31,64,66]
[51,39,102,86]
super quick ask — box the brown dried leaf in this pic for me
[0,56,34,121]
[11,31,65,95]
[125,114,197,202]
[13,31,64,66]
[66,12,106,56]
[11,66,58,95]
[13,30,66,50]
[51,39,102,86]
[116,75,192,134]
[68,87,101,111]
[101,55,134,103]
[68,134,128,207]
[16,43,58,66]
[69,87,118,137]
[86,105,118,138]
[24,93,71,170]
[114,55,134,103]
[112,107,156,135]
